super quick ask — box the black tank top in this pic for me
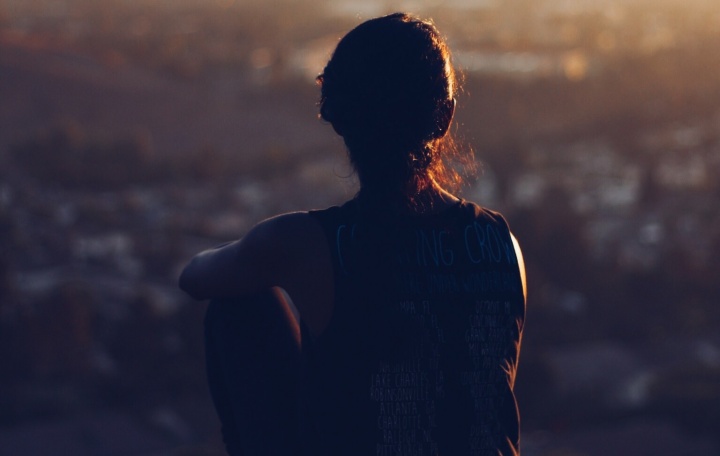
[301,199,525,456]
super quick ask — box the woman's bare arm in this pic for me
[178,211,334,334]
[511,233,527,303]
[178,238,249,300]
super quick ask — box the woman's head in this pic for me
[317,13,469,207]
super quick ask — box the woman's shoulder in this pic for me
[245,210,328,250]
[252,210,316,232]
[457,199,511,226]
[246,210,336,334]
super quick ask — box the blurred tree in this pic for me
[10,122,157,190]
[27,282,96,379]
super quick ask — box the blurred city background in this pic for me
[1,0,719,454]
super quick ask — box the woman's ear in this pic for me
[433,98,456,139]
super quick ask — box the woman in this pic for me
[180,13,526,456]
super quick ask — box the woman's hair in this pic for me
[317,13,473,209]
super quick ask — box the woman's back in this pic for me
[300,200,525,455]
[180,12,528,456]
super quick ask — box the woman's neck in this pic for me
[415,183,460,214]
[357,179,459,216]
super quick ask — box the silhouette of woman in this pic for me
[180,13,526,456]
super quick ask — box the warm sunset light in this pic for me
[1,1,719,455]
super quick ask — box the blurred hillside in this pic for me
[1,1,720,455]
